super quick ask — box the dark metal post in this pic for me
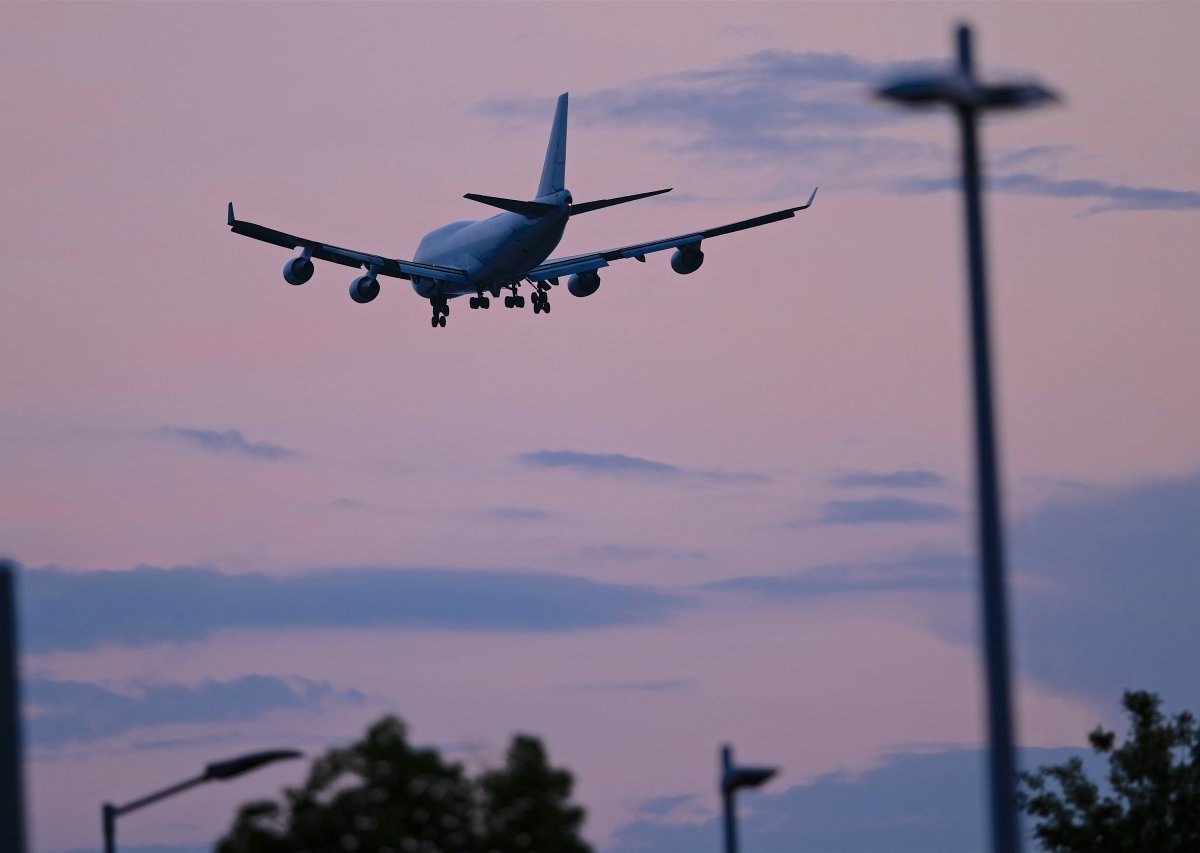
[954,26,1021,853]
[877,26,1055,851]
[0,562,27,853]
[720,745,738,853]
[102,803,117,853]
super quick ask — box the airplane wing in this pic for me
[226,203,470,285]
[526,188,818,283]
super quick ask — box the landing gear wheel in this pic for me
[504,296,513,308]
[431,316,439,328]
[438,314,447,327]
[469,297,479,309]
[480,296,490,309]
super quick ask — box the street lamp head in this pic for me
[876,24,1058,113]
[723,764,778,794]
[204,749,302,781]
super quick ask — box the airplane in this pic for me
[227,93,817,328]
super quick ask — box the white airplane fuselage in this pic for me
[410,190,572,299]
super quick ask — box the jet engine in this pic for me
[567,270,600,298]
[670,244,704,275]
[349,274,380,304]
[283,256,315,285]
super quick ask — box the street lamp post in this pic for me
[719,744,778,853]
[101,749,302,853]
[877,24,1057,853]
[1,563,27,853]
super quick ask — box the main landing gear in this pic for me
[503,283,526,309]
[531,282,551,315]
[468,294,490,310]
[430,297,449,328]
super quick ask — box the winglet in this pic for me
[800,186,819,210]
[227,202,235,226]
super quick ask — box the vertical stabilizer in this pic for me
[536,93,568,198]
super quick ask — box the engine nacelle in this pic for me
[349,275,380,304]
[670,245,704,275]
[567,270,600,298]
[283,256,315,285]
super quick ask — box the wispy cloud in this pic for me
[330,497,369,510]
[633,793,697,819]
[483,51,1199,214]
[559,678,694,694]
[579,545,706,562]
[709,554,970,600]
[611,746,1096,853]
[832,469,946,489]
[893,172,1200,214]
[488,506,554,522]
[519,449,679,476]
[19,565,688,652]
[517,449,769,485]
[24,674,361,749]
[811,497,959,525]
[153,426,299,461]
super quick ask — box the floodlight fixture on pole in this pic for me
[720,744,778,853]
[877,23,1057,853]
[102,749,302,853]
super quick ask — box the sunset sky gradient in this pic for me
[3,3,1198,851]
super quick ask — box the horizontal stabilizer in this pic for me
[570,187,673,216]
[464,193,557,217]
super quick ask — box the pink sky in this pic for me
[3,3,1198,851]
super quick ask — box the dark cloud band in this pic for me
[19,565,687,653]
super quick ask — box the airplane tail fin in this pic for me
[537,93,568,199]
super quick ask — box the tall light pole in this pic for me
[877,24,1057,853]
[719,744,777,853]
[102,749,302,853]
[1,563,27,853]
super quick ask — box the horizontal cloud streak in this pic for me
[485,51,1198,214]
[19,565,688,653]
[832,469,946,488]
[488,506,553,522]
[710,554,970,599]
[815,497,959,525]
[894,172,1200,213]
[517,449,768,485]
[579,545,706,562]
[25,674,361,748]
[154,426,299,461]
[520,449,678,476]
[559,678,693,694]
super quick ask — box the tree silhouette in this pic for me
[479,735,589,853]
[1018,690,1199,851]
[217,716,592,853]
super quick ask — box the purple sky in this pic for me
[3,3,1199,851]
